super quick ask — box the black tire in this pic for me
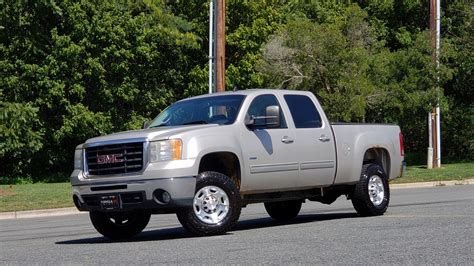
[176,171,242,236]
[264,200,302,221]
[89,210,151,240]
[351,163,390,216]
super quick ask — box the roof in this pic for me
[182,89,312,101]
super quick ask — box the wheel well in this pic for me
[199,152,241,189]
[363,148,391,176]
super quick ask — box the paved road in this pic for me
[1,185,473,264]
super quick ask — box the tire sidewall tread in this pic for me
[351,163,390,216]
[176,171,242,236]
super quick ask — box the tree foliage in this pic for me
[168,0,287,98]
[258,1,472,162]
[0,0,472,179]
[1,0,200,178]
[260,6,382,122]
[0,102,43,176]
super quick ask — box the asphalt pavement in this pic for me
[0,185,473,264]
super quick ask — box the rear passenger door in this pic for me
[284,94,336,187]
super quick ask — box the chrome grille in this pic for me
[85,142,144,176]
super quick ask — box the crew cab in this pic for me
[71,89,405,239]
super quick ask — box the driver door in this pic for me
[240,94,298,193]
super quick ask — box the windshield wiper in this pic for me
[149,120,208,128]
[148,123,169,128]
[182,120,208,125]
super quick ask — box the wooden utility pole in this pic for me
[430,0,437,63]
[429,0,441,168]
[208,0,214,94]
[215,0,226,92]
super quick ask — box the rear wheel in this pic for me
[176,171,242,236]
[264,200,302,221]
[351,163,390,216]
[89,210,151,240]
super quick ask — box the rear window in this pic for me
[284,95,322,128]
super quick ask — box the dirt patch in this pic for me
[0,189,17,196]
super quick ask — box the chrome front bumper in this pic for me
[72,176,196,213]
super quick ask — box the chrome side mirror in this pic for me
[265,105,280,128]
[244,114,255,126]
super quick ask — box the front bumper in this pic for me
[72,176,196,213]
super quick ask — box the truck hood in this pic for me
[85,124,219,145]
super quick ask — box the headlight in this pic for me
[74,149,83,170]
[149,139,182,162]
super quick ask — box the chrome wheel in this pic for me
[368,175,384,206]
[352,164,389,216]
[193,185,230,224]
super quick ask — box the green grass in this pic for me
[0,182,73,212]
[0,162,473,212]
[391,162,474,184]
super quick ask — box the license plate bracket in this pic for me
[100,195,121,210]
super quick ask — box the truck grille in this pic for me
[85,142,144,176]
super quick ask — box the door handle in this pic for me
[319,135,331,142]
[281,136,294,144]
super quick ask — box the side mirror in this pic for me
[265,105,280,128]
[142,120,149,129]
[244,106,281,129]
[244,114,255,126]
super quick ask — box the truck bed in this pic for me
[331,123,404,184]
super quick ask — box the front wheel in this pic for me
[351,163,390,216]
[176,171,242,236]
[89,210,151,240]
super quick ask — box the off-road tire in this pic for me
[176,171,242,236]
[351,163,390,216]
[89,210,151,240]
[264,200,302,221]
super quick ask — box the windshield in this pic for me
[148,95,246,127]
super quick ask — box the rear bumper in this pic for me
[72,176,196,213]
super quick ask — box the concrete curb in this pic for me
[0,207,82,221]
[1,179,473,220]
[390,178,474,189]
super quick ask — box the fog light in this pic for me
[162,191,171,203]
[153,189,172,204]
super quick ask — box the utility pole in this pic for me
[428,0,441,168]
[215,0,226,92]
[208,0,214,94]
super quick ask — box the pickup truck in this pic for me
[71,89,405,239]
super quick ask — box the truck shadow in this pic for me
[55,212,357,245]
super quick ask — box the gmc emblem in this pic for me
[97,153,124,164]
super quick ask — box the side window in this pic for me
[284,95,322,128]
[247,94,287,129]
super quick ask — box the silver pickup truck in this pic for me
[71,89,405,239]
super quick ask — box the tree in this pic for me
[0,0,201,178]
[0,102,43,177]
[258,4,446,161]
[259,5,384,122]
[168,0,286,95]
[439,1,474,161]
